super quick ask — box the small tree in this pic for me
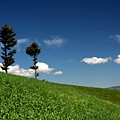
[26,42,41,79]
[0,24,17,73]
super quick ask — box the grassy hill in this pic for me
[0,72,120,119]
[61,84,120,106]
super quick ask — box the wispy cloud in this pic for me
[64,59,76,63]
[114,55,120,64]
[54,71,63,75]
[81,57,112,65]
[0,62,54,77]
[16,38,28,51]
[115,35,120,42]
[109,35,120,43]
[44,36,65,47]
[17,38,28,44]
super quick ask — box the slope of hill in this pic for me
[61,84,120,106]
[0,72,120,119]
[109,86,120,90]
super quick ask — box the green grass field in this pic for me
[61,84,120,106]
[0,72,120,119]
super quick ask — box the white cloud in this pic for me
[0,62,54,77]
[81,57,112,65]
[54,71,63,75]
[44,36,65,47]
[8,65,34,76]
[36,62,54,74]
[114,55,120,64]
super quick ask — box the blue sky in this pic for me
[0,0,120,88]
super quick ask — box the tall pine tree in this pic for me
[0,24,17,73]
[26,42,41,79]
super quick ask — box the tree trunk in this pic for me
[5,44,8,73]
[5,69,8,74]
[35,65,37,79]
[34,54,37,79]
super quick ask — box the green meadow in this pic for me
[0,72,120,119]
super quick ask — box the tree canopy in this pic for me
[0,24,17,73]
[26,42,41,78]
